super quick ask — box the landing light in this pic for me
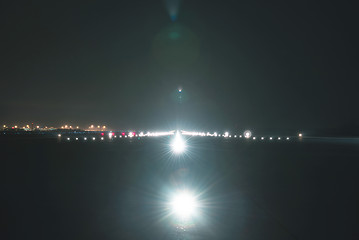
[244,130,252,139]
[170,190,198,219]
[171,131,186,154]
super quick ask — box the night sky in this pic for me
[1,0,358,131]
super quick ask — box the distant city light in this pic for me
[261,137,264,140]
[93,137,96,140]
[253,137,256,140]
[270,137,273,140]
[67,138,70,141]
[58,134,61,137]
[286,137,290,140]
[75,138,78,140]
[299,133,303,137]
[101,137,104,140]
[278,137,281,140]
[84,137,87,140]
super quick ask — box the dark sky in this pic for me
[1,0,358,131]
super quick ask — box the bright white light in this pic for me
[244,130,252,139]
[278,137,281,140]
[270,137,273,140]
[67,138,70,141]
[84,137,87,140]
[58,134,61,137]
[287,137,290,140]
[182,131,206,137]
[101,137,104,140]
[234,135,237,138]
[261,137,264,140]
[93,137,96,140]
[171,132,186,154]
[75,138,78,141]
[253,137,256,140]
[170,191,198,219]
[239,135,242,138]
[299,133,303,137]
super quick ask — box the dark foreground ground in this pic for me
[2,136,359,240]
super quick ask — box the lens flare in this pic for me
[165,0,181,21]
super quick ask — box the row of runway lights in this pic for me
[59,134,292,141]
